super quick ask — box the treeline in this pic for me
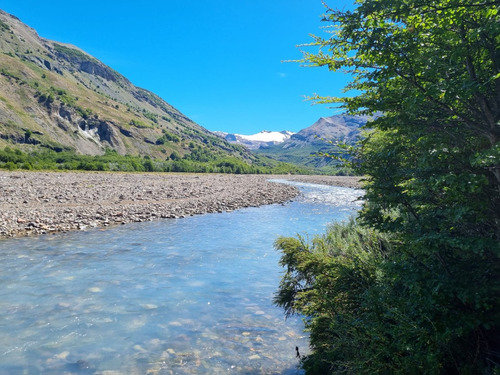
[275,1,499,374]
[0,146,308,175]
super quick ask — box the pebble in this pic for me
[0,172,305,238]
[133,345,147,353]
[55,351,70,360]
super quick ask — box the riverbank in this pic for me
[0,171,361,238]
[279,174,361,189]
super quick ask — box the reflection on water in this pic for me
[0,181,362,374]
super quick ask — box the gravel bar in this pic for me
[0,171,361,238]
[273,175,361,189]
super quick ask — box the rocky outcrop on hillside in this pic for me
[0,9,252,161]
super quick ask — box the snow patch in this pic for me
[235,130,294,143]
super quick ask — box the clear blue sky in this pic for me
[1,0,353,134]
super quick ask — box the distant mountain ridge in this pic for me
[253,114,373,170]
[214,130,294,150]
[0,9,255,162]
[287,115,368,144]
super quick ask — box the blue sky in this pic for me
[2,0,353,134]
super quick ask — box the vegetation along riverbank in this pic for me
[274,0,499,374]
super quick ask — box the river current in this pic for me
[0,180,362,374]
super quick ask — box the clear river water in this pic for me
[0,180,362,375]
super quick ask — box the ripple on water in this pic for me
[0,181,362,374]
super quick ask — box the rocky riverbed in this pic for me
[281,174,361,189]
[0,171,361,238]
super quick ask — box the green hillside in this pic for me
[0,9,304,173]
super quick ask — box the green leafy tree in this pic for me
[275,0,500,373]
[143,158,154,172]
[169,151,181,161]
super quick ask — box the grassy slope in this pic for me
[0,11,259,164]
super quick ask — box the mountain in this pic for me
[254,114,373,170]
[0,10,253,162]
[287,115,368,144]
[213,130,294,150]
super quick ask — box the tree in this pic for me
[169,151,181,161]
[275,0,500,373]
[143,158,154,172]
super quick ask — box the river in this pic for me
[0,180,362,374]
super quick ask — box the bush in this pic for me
[275,220,401,374]
[275,0,500,373]
[129,119,150,128]
[169,151,180,161]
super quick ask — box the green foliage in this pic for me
[275,0,500,373]
[0,68,21,81]
[48,86,79,107]
[52,87,66,96]
[74,105,93,119]
[265,161,308,175]
[34,85,94,119]
[212,157,258,174]
[142,109,158,124]
[255,142,356,175]
[53,43,94,63]
[277,217,499,374]
[156,131,180,145]
[129,119,151,128]
[0,146,303,175]
[275,220,397,374]
[143,158,154,172]
[169,151,181,161]
[37,92,55,106]
[183,146,217,162]
[0,20,11,32]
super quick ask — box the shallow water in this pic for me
[0,181,362,374]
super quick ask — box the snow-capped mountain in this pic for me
[253,114,373,169]
[214,130,294,150]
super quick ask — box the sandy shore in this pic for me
[0,171,361,238]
